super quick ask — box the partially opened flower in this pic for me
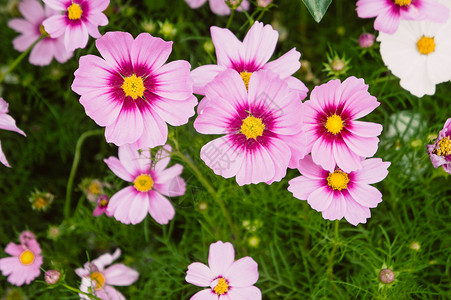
[288,156,390,225]
[194,69,307,185]
[0,97,26,168]
[72,31,196,149]
[93,194,113,217]
[185,0,249,16]
[356,0,449,34]
[104,144,185,225]
[427,118,451,173]
[8,0,72,66]
[75,249,138,300]
[377,16,451,97]
[185,241,261,300]
[303,77,382,173]
[191,21,308,102]
[0,231,43,286]
[42,0,110,52]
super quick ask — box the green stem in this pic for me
[327,220,340,298]
[61,283,102,300]
[0,36,44,84]
[64,129,104,219]
[226,9,235,28]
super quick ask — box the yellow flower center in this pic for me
[67,2,83,20]
[240,115,265,139]
[100,198,108,207]
[240,71,252,90]
[325,114,344,135]
[122,74,145,100]
[39,24,48,37]
[394,0,412,6]
[33,197,47,210]
[134,174,154,192]
[214,278,229,295]
[327,170,349,191]
[433,136,451,156]
[89,182,101,195]
[417,36,435,55]
[90,271,106,290]
[19,249,35,265]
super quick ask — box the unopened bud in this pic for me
[379,268,395,284]
[409,241,420,251]
[358,33,375,48]
[331,59,345,72]
[257,0,272,8]
[45,270,61,285]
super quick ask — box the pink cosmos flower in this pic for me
[356,0,450,34]
[185,241,261,300]
[185,0,249,16]
[303,77,382,173]
[72,31,197,149]
[75,249,138,300]
[0,97,26,168]
[191,21,308,104]
[8,0,72,66]
[93,194,113,217]
[427,118,451,173]
[288,155,390,225]
[0,231,43,286]
[42,0,110,51]
[194,69,307,185]
[104,144,185,225]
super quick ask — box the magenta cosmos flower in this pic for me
[0,231,43,286]
[303,77,382,173]
[72,31,196,149]
[104,144,185,225]
[8,0,72,66]
[42,0,109,51]
[93,194,113,217]
[194,69,308,185]
[356,0,449,34]
[185,0,249,16]
[0,98,26,168]
[186,241,261,300]
[75,249,138,300]
[288,155,390,225]
[192,21,308,102]
[427,118,451,174]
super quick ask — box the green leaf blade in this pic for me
[301,0,333,23]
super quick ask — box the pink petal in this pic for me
[153,170,186,197]
[0,257,20,276]
[311,137,336,172]
[194,105,233,135]
[102,285,126,300]
[151,95,197,126]
[307,186,334,212]
[92,249,121,270]
[131,33,172,74]
[264,138,291,184]
[354,158,390,184]
[185,0,207,9]
[131,104,168,149]
[154,164,183,184]
[8,19,36,35]
[374,9,400,34]
[107,186,136,221]
[0,114,25,136]
[5,243,24,256]
[19,0,45,22]
[128,191,149,225]
[154,144,172,172]
[211,26,243,68]
[342,134,379,158]
[29,40,54,66]
[209,0,232,15]
[104,156,134,182]
[356,0,388,18]
[12,34,37,52]
[191,64,227,95]
[118,144,149,176]
[235,145,276,186]
[89,0,110,12]
[242,21,278,70]
[105,99,143,146]
[191,289,217,300]
[0,142,10,167]
[421,0,450,23]
[263,48,301,78]
[64,23,89,52]
[147,191,175,225]
[26,239,41,255]
[347,183,382,208]
[288,176,323,200]
[225,286,262,300]
[208,241,235,277]
[296,155,325,179]
[343,193,371,226]
[43,15,66,38]
[224,257,258,287]
[285,76,309,100]
[322,192,346,221]
[280,130,308,169]
[104,264,139,286]
[185,262,214,287]
[205,69,248,112]
[96,31,134,71]
[333,141,362,173]
[309,79,341,112]
[43,0,67,10]
[347,120,382,138]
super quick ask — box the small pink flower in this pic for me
[303,77,382,173]
[427,118,451,173]
[288,156,390,225]
[104,144,185,225]
[42,0,110,51]
[185,0,250,16]
[72,31,197,149]
[0,98,26,168]
[356,0,450,34]
[194,69,308,185]
[186,241,261,300]
[93,194,113,217]
[358,33,375,48]
[192,21,308,103]
[8,0,72,66]
[0,231,43,286]
[75,249,138,300]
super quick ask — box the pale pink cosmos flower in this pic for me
[192,21,308,105]
[288,155,390,225]
[0,97,26,168]
[185,0,249,16]
[93,194,113,217]
[186,241,261,300]
[303,77,382,173]
[0,231,43,286]
[72,31,197,149]
[75,249,138,300]
[356,0,449,34]
[8,0,72,66]
[104,144,185,225]
[194,69,308,185]
[427,118,451,173]
[42,0,110,52]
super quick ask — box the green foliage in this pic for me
[301,0,333,23]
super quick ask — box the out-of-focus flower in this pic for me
[72,31,196,149]
[377,15,451,97]
[104,144,185,225]
[0,231,43,286]
[185,0,249,16]
[358,33,375,48]
[28,189,54,211]
[288,155,390,226]
[194,69,308,185]
[93,194,112,217]
[141,18,156,34]
[409,241,421,251]
[185,241,261,299]
[0,97,26,168]
[43,0,110,51]
[427,118,451,173]
[80,178,108,202]
[75,249,138,300]
[356,0,449,34]
[158,20,176,39]
[257,0,271,8]
[46,225,61,241]
[44,270,61,285]
[2,287,27,300]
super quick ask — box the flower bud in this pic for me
[358,33,375,48]
[379,268,395,284]
[45,270,61,285]
[257,0,272,8]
